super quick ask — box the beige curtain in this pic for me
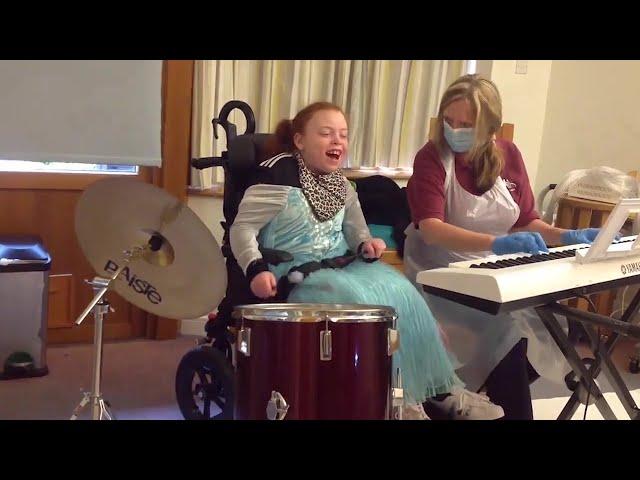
[191,60,464,188]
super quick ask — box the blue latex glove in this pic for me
[492,232,549,255]
[561,227,621,245]
[561,228,601,245]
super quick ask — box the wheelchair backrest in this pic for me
[222,133,275,233]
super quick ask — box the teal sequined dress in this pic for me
[259,188,462,403]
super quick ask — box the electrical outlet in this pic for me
[515,60,528,75]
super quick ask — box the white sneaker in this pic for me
[401,403,431,420]
[427,387,504,420]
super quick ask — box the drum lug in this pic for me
[320,330,332,361]
[266,391,289,420]
[391,368,404,420]
[387,328,399,356]
[237,326,251,357]
[392,387,404,419]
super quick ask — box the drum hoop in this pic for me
[233,303,397,323]
[238,314,394,323]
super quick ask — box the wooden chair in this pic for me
[380,250,404,273]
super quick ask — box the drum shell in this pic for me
[233,305,395,420]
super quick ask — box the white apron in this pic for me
[404,149,570,391]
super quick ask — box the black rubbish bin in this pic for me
[0,235,51,380]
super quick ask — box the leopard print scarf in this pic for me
[296,152,346,222]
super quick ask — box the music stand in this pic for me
[576,197,640,263]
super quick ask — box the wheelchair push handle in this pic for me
[191,100,256,171]
[213,100,256,141]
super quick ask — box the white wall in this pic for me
[187,195,225,246]
[535,60,640,195]
[488,60,553,188]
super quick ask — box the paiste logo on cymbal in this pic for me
[104,260,162,305]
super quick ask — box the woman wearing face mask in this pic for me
[230,101,506,420]
[403,74,603,420]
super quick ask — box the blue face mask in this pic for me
[443,120,475,153]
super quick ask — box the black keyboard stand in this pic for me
[534,288,640,420]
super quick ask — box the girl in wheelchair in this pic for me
[229,101,504,420]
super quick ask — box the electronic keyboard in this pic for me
[417,236,640,314]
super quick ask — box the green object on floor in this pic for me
[4,351,34,375]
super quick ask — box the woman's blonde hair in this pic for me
[432,74,504,193]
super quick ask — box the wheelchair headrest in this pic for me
[227,133,274,172]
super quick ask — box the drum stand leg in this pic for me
[70,278,116,421]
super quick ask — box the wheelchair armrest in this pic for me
[191,155,226,170]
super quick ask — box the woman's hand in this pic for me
[561,228,604,245]
[361,238,387,259]
[250,271,278,299]
[492,232,549,255]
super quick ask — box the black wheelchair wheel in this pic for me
[175,346,234,420]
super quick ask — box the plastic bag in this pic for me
[539,167,640,225]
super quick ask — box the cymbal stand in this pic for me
[70,245,147,420]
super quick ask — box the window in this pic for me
[0,159,138,174]
[0,61,162,174]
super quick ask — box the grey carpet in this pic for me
[1,335,638,420]
[0,335,197,420]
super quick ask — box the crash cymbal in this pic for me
[75,177,226,319]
